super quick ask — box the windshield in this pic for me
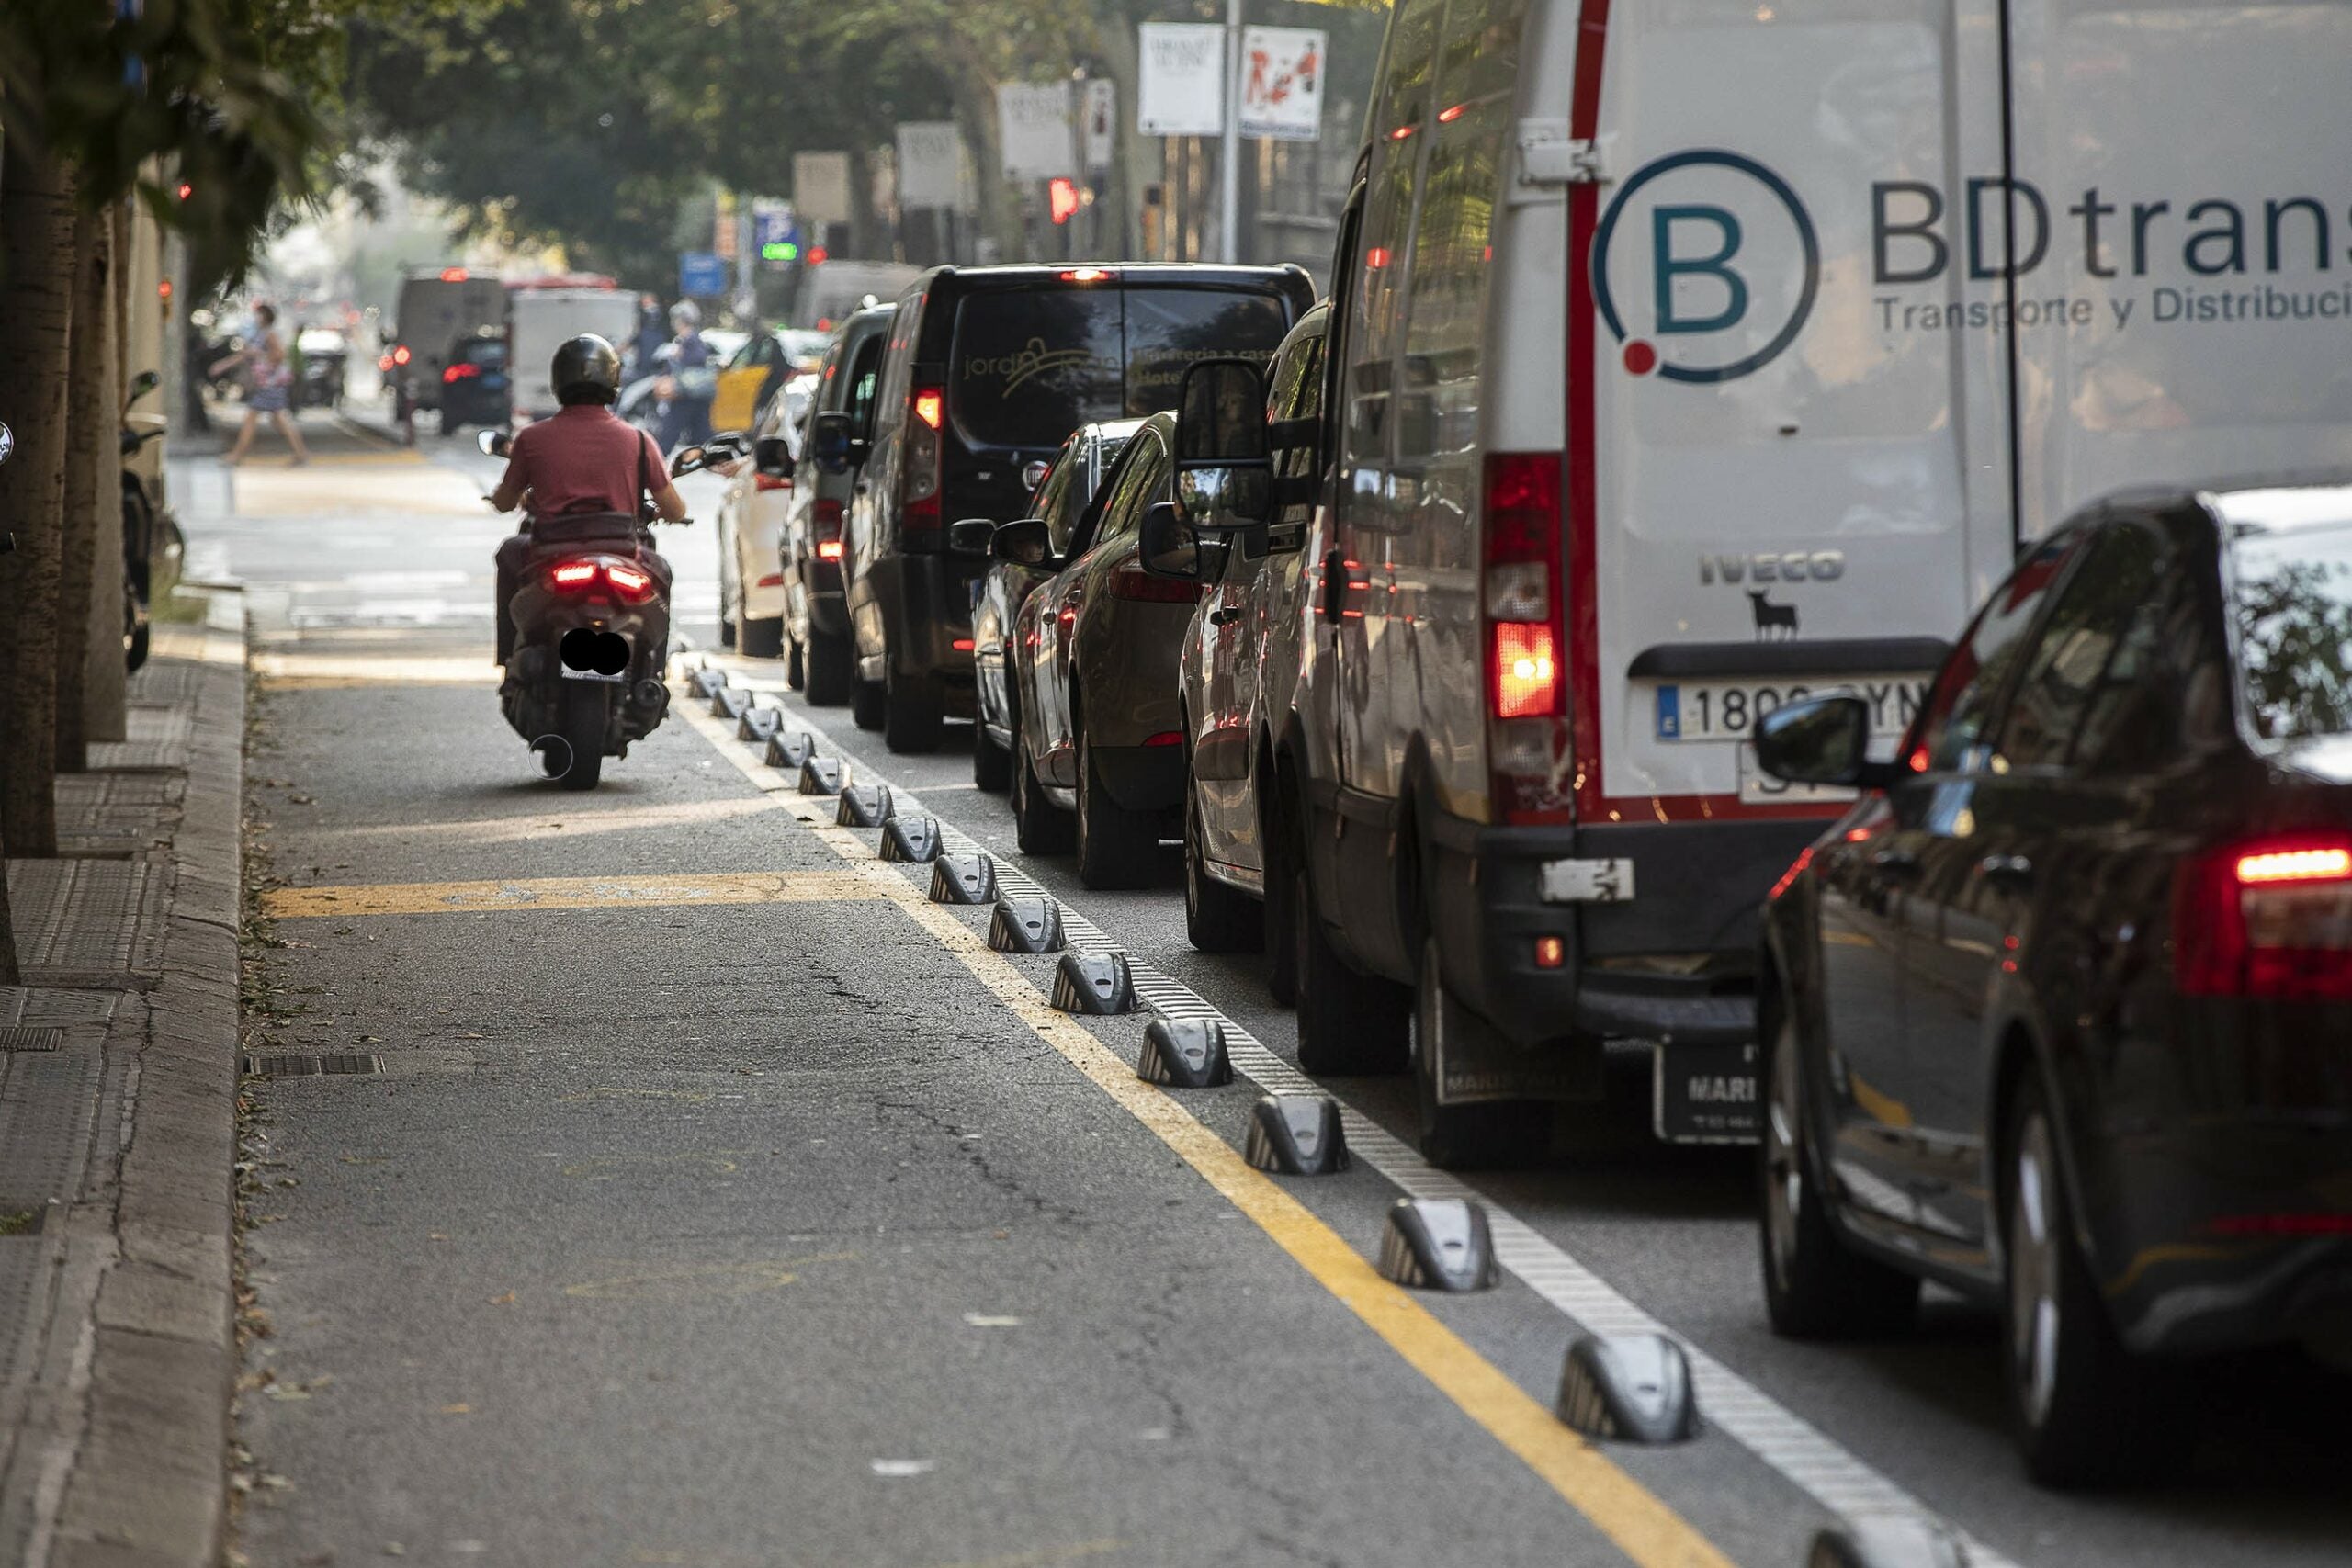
[949,285,1292,450]
[2231,513,2352,742]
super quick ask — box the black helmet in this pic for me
[551,333,622,405]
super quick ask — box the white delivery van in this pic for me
[1211,0,2352,1167]
[389,270,508,428]
[793,260,922,332]
[507,284,643,422]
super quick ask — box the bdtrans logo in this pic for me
[1591,151,1819,384]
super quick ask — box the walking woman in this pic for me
[223,304,311,467]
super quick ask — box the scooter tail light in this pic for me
[816,539,844,562]
[549,559,600,590]
[604,562,655,603]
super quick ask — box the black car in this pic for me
[782,305,894,705]
[831,262,1315,753]
[437,331,511,433]
[1753,476,2352,1486]
[961,418,1143,791]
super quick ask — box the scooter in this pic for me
[120,369,168,671]
[478,427,786,788]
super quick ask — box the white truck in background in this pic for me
[507,283,642,423]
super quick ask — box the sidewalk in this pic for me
[0,591,247,1568]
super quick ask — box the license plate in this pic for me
[1539,858,1634,904]
[1652,1040,1761,1144]
[559,667,627,684]
[1736,740,1854,806]
[1652,677,1927,743]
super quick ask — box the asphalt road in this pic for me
[204,407,2352,1568]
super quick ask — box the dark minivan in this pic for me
[831,263,1315,752]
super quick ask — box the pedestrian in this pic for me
[222,304,311,467]
[655,299,715,453]
[629,294,666,381]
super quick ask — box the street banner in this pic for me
[1137,23,1224,137]
[997,82,1075,181]
[896,121,963,209]
[793,151,853,226]
[1239,26,1326,141]
[1082,79,1118,171]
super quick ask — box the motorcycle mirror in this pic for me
[669,445,707,478]
[476,429,512,459]
[0,422,13,467]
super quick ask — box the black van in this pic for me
[831,263,1316,751]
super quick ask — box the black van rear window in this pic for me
[950,285,1291,448]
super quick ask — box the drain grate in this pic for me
[0,1029,62,1053]
[242,1053,382,1077]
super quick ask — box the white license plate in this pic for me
[559,667,627,684]
[1539,858,1634,904]
[1652,677,1928,743]
[1736,740,1853,806]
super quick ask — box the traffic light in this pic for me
[1048,178,1080,226]
[761,240,800,263]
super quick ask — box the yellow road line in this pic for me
[670,696,1733,1568]
[263,869,874,919]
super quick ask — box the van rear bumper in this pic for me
[1426,813,1822,1050]
[866,549,978,687]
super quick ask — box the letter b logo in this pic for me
[1652,206,1748,335]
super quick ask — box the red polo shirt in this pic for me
[502,405,664,517]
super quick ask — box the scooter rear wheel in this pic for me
[554,684,606,789]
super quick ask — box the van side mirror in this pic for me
[1174,357,1274,532]
[754,434,795,480]
[989,519,1054,568]
[810,410,859,474]
[477,429,511,459]
[1140,501,1226,583]
[1753,695,1894,790]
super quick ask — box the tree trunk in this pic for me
[58,203,119,773]
[0,127,79,858]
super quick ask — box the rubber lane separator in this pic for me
[677,671,2025,1568]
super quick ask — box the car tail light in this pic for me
[549,559,600,590]
[1060,267,1116,283]
[1482,452,1567,824]
[952,637,976,652]
[754,572,784,589]
[604,562,655,603]
[442,362,481,383]
[1112,568,1200,604]
[1143,730,1184,748]
[816,540,843,562]
[902,385,944,533]
[755,473,791,492]
[2175,834,2352,999]
[391,344,412,366]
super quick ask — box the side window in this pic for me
[844,333,885,434]
[871,295,922,442]
[1094,434,1169,547]
[1320,187,1366,481]
[1033,448,1080,547]
[1907,535,2078,773]
[1269,326,1327,534]
[1342,0,1442,478]
[1996,526,2165,772]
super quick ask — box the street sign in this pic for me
[753,200,801,265]
[1082,79,1117,170]
[678,251,726,298]
[997,82,1074,182]
[1138,23,1224,137]
[1239,26,1326,141]
[793,152,853,226]
[896,121,963,209]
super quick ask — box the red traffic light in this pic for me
[1048,177,1080,225]
[806,245,829,266]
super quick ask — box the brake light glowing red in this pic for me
[1532,936,1566,969]
[439,266,469,282]
[902,386,945,531]
[442,362,481,383]
[952,637,976,652]
[550,560,599,589]
[1483,452,1566,826]
[604,562,654,602]
[391,345,412,366]
[912,389,943,431]
[2175,834,2352,1000]
[1491,623,1558,720]
[1061,267,1115,283]
[754,473,792,491]
[1142,730,1184,748]
[816,540,843,562]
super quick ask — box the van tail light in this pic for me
[901,384,944,534]
[443,362,482,383]
[1112,568,1201,604]
[754,473,792,492]
[2174,835,2352,1000]
[1481,452,1569,824]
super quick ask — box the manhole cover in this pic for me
[242,1054,382,1077]
[0,1029,62,1053]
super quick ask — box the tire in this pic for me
[2001,1077,2177,1487]
[806,632,854,706]
[717,581,738,650]
[784,635,806,691]
[851,679,885,731]
[973,712,1012,791]
[1261,784,1298,1006]
[739,615,785,659]
[1408,937,1549,1168]
[883,662,944,753]
[552,685,606,790]
[1013,734,1075,856]
[1759,996,1923,1337]
[1184,768,1261,953]
[124,572,151,674]
[1074,723,1159,890]
[1292,857,1408,1077]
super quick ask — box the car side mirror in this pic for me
[1754,695,1893,790]
[754,434,795,480]
[947,518,996,557]
[1140,501,1226,582]
[989,518,1054,568]
[810,410,857,474]
[477,429,511,459]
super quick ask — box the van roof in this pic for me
[910,262,1313,291]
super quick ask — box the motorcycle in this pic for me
[478,427,786,789]
[120,369,170,671]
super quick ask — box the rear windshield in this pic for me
[2230,516,2352,741]
[950,286,1289,449]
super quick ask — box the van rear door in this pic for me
[1580,2,2012,819]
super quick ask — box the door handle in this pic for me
[1870,848,1921,876]
[1977,853,2034,889]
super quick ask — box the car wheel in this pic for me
[1075,722,1159,890]
[1292,855,1408,1077]
[739,616,785,659]
[2002,1077,2176,1487]
[1758,997,1921,1337]
[1261,785,1298,1006]
[806,632,854,706]
[851,678,885,732]
[1408,936,1547,1168]
[1013,734,1075,856]
[784,635,806,691]
[883,660,944,753]
[1183,767,1260,953]
[973,714,1012,792]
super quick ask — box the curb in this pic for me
[45,600,245,1568]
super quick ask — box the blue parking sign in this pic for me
[678,251,727,298]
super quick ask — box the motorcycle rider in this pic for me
[488,333,688,671]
